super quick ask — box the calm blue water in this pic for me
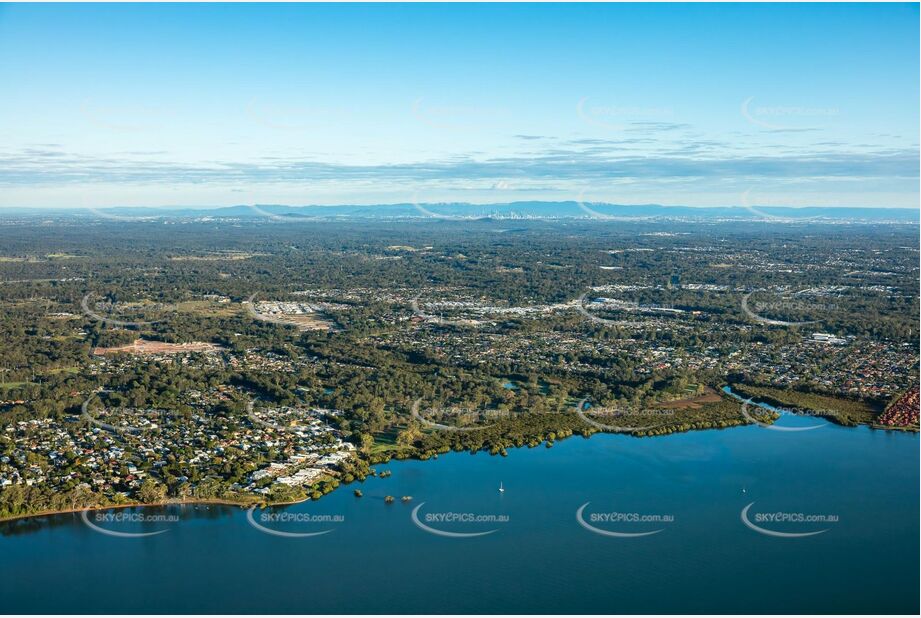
[1,422,917,614]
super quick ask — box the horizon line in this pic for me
[1,201,918,212]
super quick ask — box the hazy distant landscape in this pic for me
[2,202,919,222]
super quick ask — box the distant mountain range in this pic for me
[2,202,918,223]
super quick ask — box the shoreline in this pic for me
[0,498,256,523]
[3,391,917,525]
[0,496,303,525]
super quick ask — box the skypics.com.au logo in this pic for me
[740,97,838,132]
[739,399,832,432]
[740,290,835,327]
[576,96,674,132]
[409,398,504,432]
[740,502,838,538]
[576,503,674,538]
[246,507,344,538]
[410,503,509,538]
[80,509,178,538]
[81,293,179,327]
[81,394,172,436]
[574,399,674,434]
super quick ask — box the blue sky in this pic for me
[0,2,918,209]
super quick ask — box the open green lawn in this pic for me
[370,428,409,454]
[0,381,32,389]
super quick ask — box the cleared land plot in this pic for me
[168,252,264,261]
[654,386,722,409]
[93,339,224,355]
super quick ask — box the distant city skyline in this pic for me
[0,2,918,209]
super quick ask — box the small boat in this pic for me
[499,482,505,493]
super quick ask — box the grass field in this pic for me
[174,300,243,318]
[0,381,33,389]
